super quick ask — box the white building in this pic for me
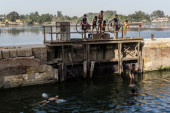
[152,17,169,23]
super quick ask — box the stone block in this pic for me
[17,48,32,57]
[9,49,17,58]
[32,47,47,54]
[2,49,9,59]
[32,47,47,62]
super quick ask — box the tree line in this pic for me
[0,10,169,25]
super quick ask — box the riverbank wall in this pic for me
[143,38,170,71]
[1,38,170,88]
[0,45,56,88]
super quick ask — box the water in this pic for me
[0,24,170,46]
[0,71,170,113]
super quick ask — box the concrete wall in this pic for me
[143,38,170,71]
[0,45,56,88]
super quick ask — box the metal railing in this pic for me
[42,23,142,44]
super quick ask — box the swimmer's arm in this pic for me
[39,101,50,107]
[31,100,47,106]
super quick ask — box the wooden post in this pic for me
[43,26,46,44]
[86,44,90,75]
[90,61,95,78]
[56,26,58,41]
[141,57,144,73]
[54,69,59,82]
[92,26,94,40]
[118,43,123,74]
[83,61,87,79]
[137,42,141,71]
[60,63,66,82]
[114,27,116,39]
[139,25,141,38]
[122,25,124,38]
[62,46,65,62]
[51,26,53,43]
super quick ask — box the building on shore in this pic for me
[151,17,169,23]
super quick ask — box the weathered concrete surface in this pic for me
[2,49,9,59]
[0,45,54,89]
[143,38,170,71]
[0,57,55,88]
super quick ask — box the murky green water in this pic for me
[0,71,170,113]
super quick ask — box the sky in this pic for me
[0,0,170,17]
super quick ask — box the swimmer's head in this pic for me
[42,93,48,98]
[55,95,59,99]
[131,89,136,94]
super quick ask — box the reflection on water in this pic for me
[0,71,169,112]
[0,24,170,46]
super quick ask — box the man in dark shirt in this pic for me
[81,14,88,30]
[113,15,120,38]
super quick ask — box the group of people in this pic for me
[81,10,130,39]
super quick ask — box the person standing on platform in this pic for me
[81,14,88,39]
[98,11,104,33]
[100,20,106,39]
[113,15,120,39]
[123,20,129,39]
[92,16,98,31]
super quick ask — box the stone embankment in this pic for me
[143,38,170,71]
[0,45,56,88]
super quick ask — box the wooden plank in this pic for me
[90,61,95,78]
[45,40,143,47]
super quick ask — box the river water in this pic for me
[0,71,170,113]
[0,24,170,46]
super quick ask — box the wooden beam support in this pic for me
[137,42,141,71]
[83,61,87,79]
[90,61,95,78]
[118,43,123,74]
[43,26,46,44]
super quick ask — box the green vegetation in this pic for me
[0,10,169,25]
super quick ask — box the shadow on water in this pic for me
[0,71,169,112]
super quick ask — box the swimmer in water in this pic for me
[129,64,135,87]
[129,88,137,97]
[32,93,59,107]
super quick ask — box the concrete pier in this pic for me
[1,21,170,89]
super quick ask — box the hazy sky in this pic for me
[0,0,170,16]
